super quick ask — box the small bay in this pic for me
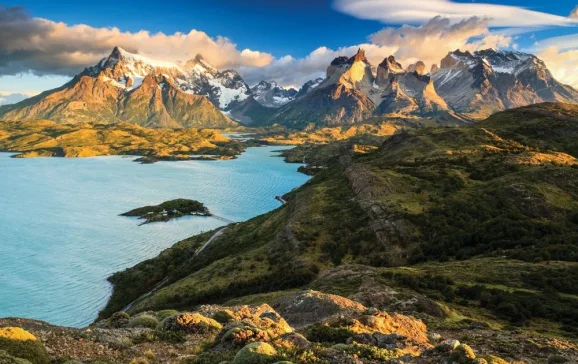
[0,146,309,327]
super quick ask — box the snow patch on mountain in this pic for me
[251,81,297,107]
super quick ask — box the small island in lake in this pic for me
[121,199,211,225]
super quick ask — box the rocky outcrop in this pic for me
[273,290,366,327]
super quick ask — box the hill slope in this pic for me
[102,103,578,344]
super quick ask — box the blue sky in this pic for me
[4,0,577,58]
[2,0,578,102]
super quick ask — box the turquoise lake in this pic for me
[0,147,309,327]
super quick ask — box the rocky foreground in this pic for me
[1,290,576,364]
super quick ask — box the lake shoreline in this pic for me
[0,146,309,327]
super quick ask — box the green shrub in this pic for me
[155,310,179,321]
[0,328,49,364]
[110,311,130,328]
[305,323,353,344]
[233,342,278,364]
[128,314,159,329]
[152,330,186,344]
[0,350,32,364]
[188,350,236,364]
[212,310,237,324]
[332,343,403,361]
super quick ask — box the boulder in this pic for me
[449,344,477,364]
[274,290,366,327]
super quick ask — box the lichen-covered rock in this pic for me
[212,310,237,324]
[159,312,222,334]
[275,290,366,327]
[274,332,310,350]
[128,314,159,329]
[308,309,430,356]
[217,321,270,348]
[110,311,130,328]
[212,305,292,348]
[478,355,508,364]
[0,328,49,364]
[438,339,461,352]
[232,342,277,364]
[449,344,477,363]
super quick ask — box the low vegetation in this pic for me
[101,104,578,351]
[0,120,244,160]
[121,199,211,225]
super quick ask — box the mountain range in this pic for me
[1,47,577,129]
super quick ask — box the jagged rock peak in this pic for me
[379,56,405,74]
[296,78,324,97]
[408,61,427,75]
[330,56,350,66]
[348,48,369,65]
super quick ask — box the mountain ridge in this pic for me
[2,47,578,129]
[266,48,578,128]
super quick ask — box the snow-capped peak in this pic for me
[82,47,252,110]
[379,56,405,74]
[104,46,182,74]
[251,80,298,108]
[474,49,536,75]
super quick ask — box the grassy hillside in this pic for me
[0,120,244,159]
[102,103,578,340]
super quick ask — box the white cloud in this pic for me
[370,16,512,68]
[535,32,578,52]
[537,47,578,88]
[240,44,398,88]
[0,90,34,105]
[0,6,273,77]
[334,0,578,28]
